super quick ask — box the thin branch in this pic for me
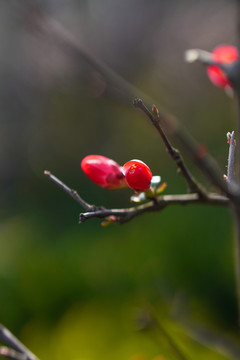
[79,193,229,224]
[44,170,229,224]
[134,98,237,200]
[0,347,28,360]
[232,90,240,326]
[133,99,207,198]
[236,93,240,187]
[44,171,97,211]
[227,131,236,187]
[0,325,38,360]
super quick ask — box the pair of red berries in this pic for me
[81,155,152,192]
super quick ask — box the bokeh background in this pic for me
[1,0,240,359]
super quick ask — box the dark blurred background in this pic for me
[0,0,239,359]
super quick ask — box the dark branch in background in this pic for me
[227,131,236,187]
[236,94,240,184]
[44,171,229,225]
[0,324,39,360]
[25,6,153,107]
[233,0,240,321]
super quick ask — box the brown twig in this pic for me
[44,171,229,225]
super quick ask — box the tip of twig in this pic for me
[184,49,213,65]
[0,347,10,357]
[152,104,159,120]
[185,49,200,63]
[44,170,51,176]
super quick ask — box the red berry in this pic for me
[207,45,238,88]
[123,160,152,192]
[81,155,126,189]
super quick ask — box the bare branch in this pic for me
[133,98,207,198]
[226,131,236,187]
[134,98,237,200]
[28,10,237,202]
[44,171,97,211]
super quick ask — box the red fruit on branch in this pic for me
[81,155,126,189]
[207,45,238,89]
[123,159,152,192]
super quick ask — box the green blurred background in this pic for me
[1,0,240,359]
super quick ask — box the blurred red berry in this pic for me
[207,45,238,89]
[123,160,152,192]
[81,155,126,189]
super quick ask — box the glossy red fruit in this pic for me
[123,160,152,192]
[207,45,238,88]
[81,155,126,189]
